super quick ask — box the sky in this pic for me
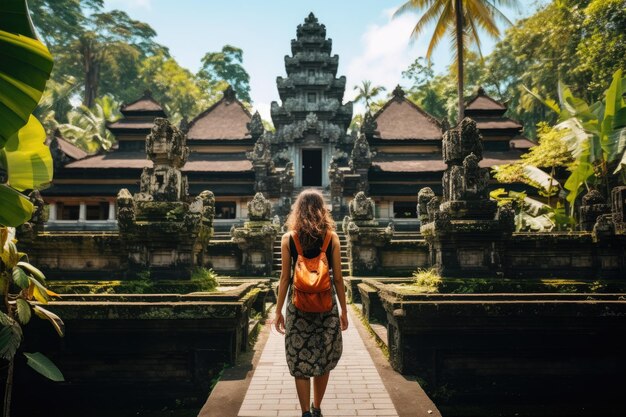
[104,0,547,120]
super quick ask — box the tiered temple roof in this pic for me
[465,86,532,150]
[270,12,352,139]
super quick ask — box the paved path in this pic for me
[237,304,399,417]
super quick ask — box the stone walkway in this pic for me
[237,304,399,417]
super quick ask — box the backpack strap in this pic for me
[321,231,332,253]
[291,231,304,256]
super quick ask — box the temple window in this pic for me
[393,201,417,219]
[86,202,111,221]
[57,202,80,220]
[215,201,237,219]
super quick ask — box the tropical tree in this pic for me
[140,53,215,124]
[1,2,65,416]
[393,0,518,121]
[353,80,386,112]
[523,69,626,213]
[57,94,122,152]
[0,0,54,226]
[198,45,251,103]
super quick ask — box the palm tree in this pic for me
[58,94,121,153]
[353,80,387,112]
[394,0,517,121]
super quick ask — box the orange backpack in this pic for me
[291,230,333,313]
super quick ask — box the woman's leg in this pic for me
[294,376,311,412]
[312,371,330,408]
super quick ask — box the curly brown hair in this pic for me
[285,188,335,251]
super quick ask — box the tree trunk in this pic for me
[455,0,464,122]
[82,38,99,108]
[3,358,14,417]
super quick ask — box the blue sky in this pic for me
[104,0,547,118]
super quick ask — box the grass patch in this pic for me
[190,267,220,292]
[411,268,442,293]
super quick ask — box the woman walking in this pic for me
[274,189,349,417]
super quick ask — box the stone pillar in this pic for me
[579,190,610,231]
[349,133,374,194]
[116,117,214,280]
[343,192,394,276]
[328,160,344,219]
[420,118,514,277]
[611,186,626,235]
[49,202,57,221]
[78,203,86,222]
[108,201,116,221]
[231,193,279,275]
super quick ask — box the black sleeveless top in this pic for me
[288,232,334,274]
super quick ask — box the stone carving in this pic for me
[579,190,610,232]
[349,191,374,221]
[344,192,393,275]
[248,193,272,221]
[231,193,279,275]
[16,190,46,240]
[116,188,136,231]
[360,112,378,140]
[417,188,435,224]
[115,118,214,279]
[421,117,512,277]
[247,111,265,141]
[349,133,373,170]
[392,85,405,101]
[48,132,69,170]
[223,85,237,102]
[329,160,345,218]
[611,186,626,235]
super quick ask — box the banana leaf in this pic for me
[0,184,33,226]
[1,114,53,191]
[0,0,53,147]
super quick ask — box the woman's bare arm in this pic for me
[274,232,292,334]
[331,231,348,324]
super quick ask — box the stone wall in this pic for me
[10,280,267,415]
[361,278,626,416]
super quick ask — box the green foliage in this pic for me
[531,70,626,209]
[411,268,442,293]
[353,80,386,112]
[190,267,220,292]
[490,188,574,232]
[492,123,572,199]
[57,94,121,152]
[140,53,216,125]
[199,45,251,103]
[23,352,64,381]
[0,227,65,387]
[0,0,54,228]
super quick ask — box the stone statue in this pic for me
[248,193,272,221]
[579,190,610,231]
[360,112,378,139]
[349,133,373,171]
[417,187,435,224]
[116,188,135,231]
[349,191,374,221]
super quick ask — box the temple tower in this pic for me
[269,12,353,189]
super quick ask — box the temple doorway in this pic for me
[301,149,322,186]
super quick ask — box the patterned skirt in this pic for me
[284,281,343,377]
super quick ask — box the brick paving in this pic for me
[237,304,399,417]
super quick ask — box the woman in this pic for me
[274,189,349,417]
